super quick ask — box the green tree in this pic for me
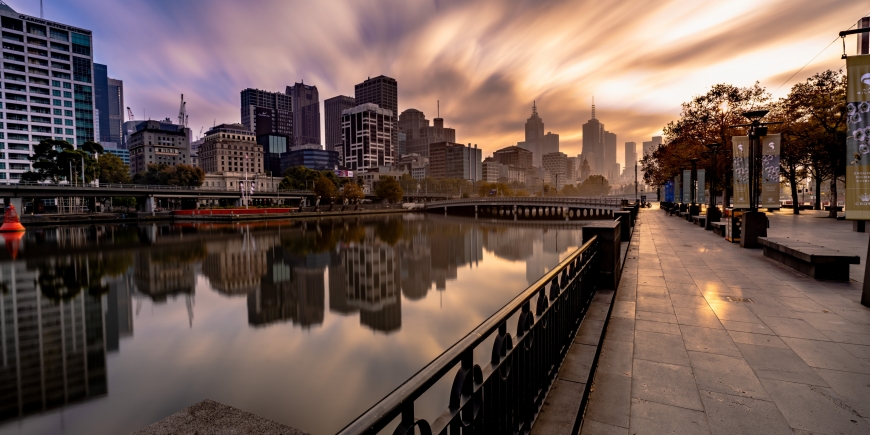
[375,176,404,203]
[578,175,610,196]
[279,166,339,191]
[98,153,131,184]
[133,163,204,187]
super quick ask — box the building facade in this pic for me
[287,82,320,146]
[524,102,544,166]
[624,141,637,176]
[0,6,96,181]
[397,109,456,159]
[542,152,568,190]
[604,131,617,178]
[582,102,604,175]
[543,132,559,156]
[354,76,397,157]
[493,145,533,169]
[340,103,393,172]
[324,95,355,157]
[428,142,481,181]
[482,158,503,183]
[257,133,289,177]
[128,120,192,175]
[281,144,339,171]
[197,123,263,174]
[94,63,123,146]
[240,88,293,139]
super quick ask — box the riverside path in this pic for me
[580,205,870,434]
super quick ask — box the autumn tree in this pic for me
[314,177,338,202]
[341,182,364,201]
[375,176,404,203]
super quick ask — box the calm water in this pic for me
[0,214,584,435]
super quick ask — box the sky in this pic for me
[18,0,869,168]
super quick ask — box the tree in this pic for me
[133,163,204,187]
[314,177,338,202]
[477,182,514,197]
[280,166,338,191]
[375,176,404,203]
[98,153,131,184]
[398,173,418,194]
[341,182,364,201]
[578,175,610,196]
[768,98,809,214]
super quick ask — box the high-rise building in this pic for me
[325,95,355,157]
[127,120,192,175]
[493,145,533,169]
[257,133,290,176]
[482,158,504,183]
[567,156,578,181]
[624,141,637,175]
[523,102,545,166]
[397,108,456,158]
[287,82,320,146]
[642,136,662,157]
[582,102,604,176]
[355,75,398,158]
[604,131,617,178]
[543,132,559,156]
[0,6,96,181]
[341,103,393,171]
[542,152,568,189]
[428,142,481,181]
[198,123,263,174]
[240,88,293,139]
[94,63,124,147]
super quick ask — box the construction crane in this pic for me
[177,94,187,128]
[126,107,135,121]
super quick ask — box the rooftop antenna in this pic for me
[592,96,596,119]
[437,100,440,118]
[532,100,538,116]
[40,0,43,18]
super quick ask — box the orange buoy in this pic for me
[0,205,25,232]
[2,231,23,258]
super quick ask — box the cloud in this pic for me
[20,0,866,167]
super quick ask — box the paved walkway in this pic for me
[581,206,870,435]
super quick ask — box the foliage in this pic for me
[477,182,514,197]
[375,176,404,203]
[577,175,610,196]
[98,152,131,183]
[280,166,340,190]
[133,163,205,187]
[314,176,338,200]
[23,139,104,183]
[398,173,418,193]
[341,182,365,201]
[111,197,137,208]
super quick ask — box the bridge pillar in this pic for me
[474,205,478,219]
[4,197,22,212]
[144,196,156,214]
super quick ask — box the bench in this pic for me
[711,222,724,236]
[758,237,859,281]
[692,215,706,227]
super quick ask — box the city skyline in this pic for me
[31,0,864,167]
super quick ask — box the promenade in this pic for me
[581,206,870,434]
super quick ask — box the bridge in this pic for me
[425,196,627,220]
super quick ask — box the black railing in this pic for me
[337,236,600,435]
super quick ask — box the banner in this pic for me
[697,169,705,204]
[847,55,870,220]
[732,136,750,209]
[761,134,781,209]
[683,170,691,203]
[664,180,674,202]
[675,174,681,203]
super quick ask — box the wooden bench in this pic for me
[710,221,724,236]
[758,237,859,281]
[691,215,706,227]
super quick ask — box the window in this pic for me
[1,32,22,42]
[65,128,73,135]
[50,62,69,70]
[4,73,25,82]
[1,17,22,32]
[31,116,49,123]
[64,119,72,126]
[27,48,47,57]
[63,91,71,98]
[51,72,70,79]
[51,90,60,97]
[54,127,62,134]
[62,82,71,89]
[3,83,24,91]
[50,53,69,61]
[49,28,68,42]
[2,43,23,52]
[3,53,23,62]
[72,56,90,82]
[0,163,6,170]
[4,93,25,101]
[32,126,50,133]
[29,77,49,85]
[53,109,62,115]
[52,99,61,106]
[29,87,48,95]
[63,101,72,107]
[6,114,25,121]
[27,37,47,47]
[7,134,27,141]
[30,96,50,105]
[3,62,24,71]
[53,118,62,125]
[51,80,60,87]
[8,143,27,151]
[64,110,72,116]
[27,23,46,37]
[30,107,49,114]
[50,42,68,52]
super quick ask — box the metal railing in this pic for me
[426,196,622,207]
[0,181,312,195]
[337,236,600,435]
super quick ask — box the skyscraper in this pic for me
[341,103,393,171]
[355,75,398,158]
[522,102,545,166]
[624,141,637,175]
[604,130,617,178]
[94,64,124,146]
[543,132,559,156]
[582,102,604,175]
[0,4,96,181]
[240,88,293,139]
[397,108,456,158]
[642,136,662,157]
[325,95,355,157]
[287,82,321,146]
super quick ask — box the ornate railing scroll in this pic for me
[337,236,601,435]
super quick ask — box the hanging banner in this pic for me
[683,170,691,203]
[761,134,781,209]
[697,169,706,204]
[846,55,870,220]
[664,180,674,202]
[732,136,750,209]
[675,174,681,203]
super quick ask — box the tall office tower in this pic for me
[0,6,96,182]
[603,130,617,177]
[642,135,662,157]
[542,152,568,189]
[341,103,393,171]
[567,156,578,181]
[287,82,320,145]
[325,95,355,157]
[398,108,456,158]
[94,64,124,146]
[582,102,604,175]
[240,88,293,139]
[523,102,545,166]
[624,142,637,175]
[543,132,559,156]
[355,75,398,158]
[428,142,482,181]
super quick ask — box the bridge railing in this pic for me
[337,236,600,435]
[0,181,311,195]
[425,196,623,207]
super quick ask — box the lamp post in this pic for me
[732,110,777,248]
[705,143,722,230]
[690,158,699,206]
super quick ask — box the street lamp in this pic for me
[705,143,722,229]
[689,158,699,206]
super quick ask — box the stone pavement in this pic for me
[581,206,870,435]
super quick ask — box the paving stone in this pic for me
[635,310,678,324]
[132,399,307,435]
[605,317,635,343]
[635,319,681,335]
[831,307,870,325]
[813,368,870,418]
[629,398,711,435]
[759,317,831,341]
[612,301,635,319]
[559,344,597,384]
[759,378,870,435]
[706,301,763,324]
[688,351,768,399]
[586,302,611,321]
[699,391,792,435]
[579,419,628,435]
[637,285,669,298]
[796,312,868,334]
[631,359,702,410]
[726,330,789,349]
[673,305,723,329]
[719,319,775,335]
[736,343,828,386]
[575,319,605,346]
[774,296,828,313]
[586,373,632,429]
[840,343,870,359]
[600,340,634,376]
[780,337,870,374]
[634,329,690,366]
[669,294,709,308]
[680,325,742,358]
[820,329,870,346]
[745,299,801,319]
[531,379,585,435]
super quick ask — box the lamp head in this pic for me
[742,110,769,123]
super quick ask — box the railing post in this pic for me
[582,221,621,290]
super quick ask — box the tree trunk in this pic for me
[814,176,822,210]
[789,165,800,215]
[828,178,838,218]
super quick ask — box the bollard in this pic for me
[582,220,621,290]
[613,211,632,242]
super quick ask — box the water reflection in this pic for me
[0,215,584,434]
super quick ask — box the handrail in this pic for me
[426,196,622,206]
[337,235,600,434]
[0,181,312,194]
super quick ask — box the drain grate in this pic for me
[722,296,754,303]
